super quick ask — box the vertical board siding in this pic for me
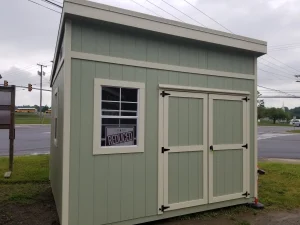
[69,58,255,225]
[213,150,243,196]
[69,60,80,225]
[71,22,255,75]
[78,60,95,225]
[213,100,243,145]
[145,70,158,216]
[168,152,203,203]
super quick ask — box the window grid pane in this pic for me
[101,86,139,147]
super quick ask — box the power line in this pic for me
[269,46,300,52]
[183,0,232,33]
[258,68,293,80]
[130,0,163,17]
[145,0,185,22]
[269,42,300,48]
[160,0,205,27]
[40,0,63,8]
[264,55,300,74]
[258,62,295,79]
[28,0,61,13]
[257,85,296,97]
[259,57,297,75]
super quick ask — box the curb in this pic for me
[261,158,300,164]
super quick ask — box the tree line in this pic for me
[257,91,299,124]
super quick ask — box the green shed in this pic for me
[49,1,267,224]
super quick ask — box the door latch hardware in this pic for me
[242,97,250,102]
[159,205,170,212]
[242,144,248,149]
[210,145,214,151]
[161,147,170,153]
[160,91,171,97]
[242,191,250,198]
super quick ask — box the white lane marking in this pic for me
[258,133,294,141]
[43,132,51,134]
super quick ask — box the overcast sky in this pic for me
[1,0,300,108]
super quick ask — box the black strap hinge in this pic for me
[161,147,170,153]
[242,97,250,102]
[242,143,248,149]
[160,91,171,97]
[159,205,170,212]
[242,191,250,198]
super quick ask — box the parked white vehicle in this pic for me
[294,121,300,127]
[290,119,300,126]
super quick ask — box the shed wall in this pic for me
[50,63,65,222]
[69,58,255,225]
[71,21,255,75]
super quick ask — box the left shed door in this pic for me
[159,91,208,212]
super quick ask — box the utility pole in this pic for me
[37,64,47,123]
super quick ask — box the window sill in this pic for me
[93,146,144,155]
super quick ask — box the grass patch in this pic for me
[0,155,50,204]
[258,121,291,127]
[258,162,300,210]
[15,113,51,124]
[286,130,300,133]
[0,155,49,184]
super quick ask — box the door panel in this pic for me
[168,151,204,204]
[213,149,243,197]
[162,91,208,212]
[209,94,249,203]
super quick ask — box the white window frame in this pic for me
[53,87,58,147]
[93,78,145,155]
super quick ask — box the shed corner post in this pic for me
[253,56,258,200]
[62,18,72,225]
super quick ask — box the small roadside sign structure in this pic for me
[0,85,16,178]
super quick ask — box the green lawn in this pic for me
[15,113,51,124]
[287,129,300,134]
[258,162,300,210]
[0,155,50,204]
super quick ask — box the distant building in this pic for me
[15,108,37,113]
[45,109,52,114]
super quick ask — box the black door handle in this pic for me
[210,145,213,151]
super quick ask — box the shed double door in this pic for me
[159,90,249,212]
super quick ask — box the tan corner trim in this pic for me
[50,10,65,87]
[254,57,258,199]
[157,90,163,215]
[52,59,65,87]
[70,51,256,80]
[61,19,72,225]
[159,84,251,95]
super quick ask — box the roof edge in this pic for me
[66,0,267,47]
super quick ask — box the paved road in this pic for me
[0,125,50,156]
[0,125,299,159]
[258,126,300,159]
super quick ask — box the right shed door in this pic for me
[208,94,250,203]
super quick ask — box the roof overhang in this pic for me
[51,0,267,85]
